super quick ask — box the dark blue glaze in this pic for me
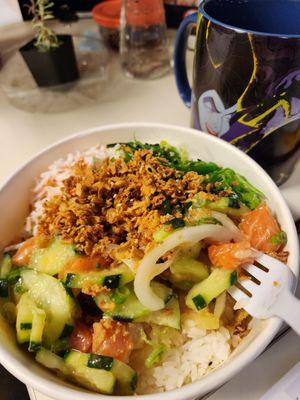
[173,12,197,107]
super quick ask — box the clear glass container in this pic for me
[120,0,171,79]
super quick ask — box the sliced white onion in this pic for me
[149,253,176,280]
[134,224,238,311]
[122,255,175,277]
[122,258,137,273]
[210,211,243,241]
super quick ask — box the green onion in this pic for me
[197,217,222,226]
[270,231,287,246]
[124,152,133,163]
[145,345,165,368]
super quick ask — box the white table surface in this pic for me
[0,21,299,400]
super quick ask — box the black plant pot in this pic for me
[20,34,79,88]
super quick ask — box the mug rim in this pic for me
[199,0,300,39]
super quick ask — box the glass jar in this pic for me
[120,0,171,79]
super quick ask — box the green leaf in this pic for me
[115,141,264,210]
[206,168,264,210]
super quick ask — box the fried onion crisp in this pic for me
[37,150,204,264]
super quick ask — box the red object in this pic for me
[239,203,281,253]
[92,320,133,363]
[92,1,121,29]
[208,241,255,270]
[69,323,93,353]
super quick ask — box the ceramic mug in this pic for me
[174,0,300,185]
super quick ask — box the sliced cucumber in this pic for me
[29,308,46,352]
[99,289,149,322]
[65,350,116,394]
[170,256,209,284]
[98,282,180,329]
[65,351,136,395]
[7,267,25,285]
[207,197,249,216]
[153,218,186,243]
[186,268,237,311]
[36,347,67,372]
[153,226,172,242]
[20,269,77,346]
[111,359,137,395]
[0,253,12,278]
[16,292,35,344]
[96,282,165,321]
[179,242,202,259]
[29,238,77,276]
[139,296,181,330]
[65,263,134,289]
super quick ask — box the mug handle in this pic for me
[174,12,198,108]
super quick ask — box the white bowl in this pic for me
[0,123,298,400]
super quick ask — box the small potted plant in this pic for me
[20,0,79,87]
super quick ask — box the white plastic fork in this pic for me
[228,253,300,335]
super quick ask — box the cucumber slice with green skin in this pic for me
[179,242,202,259]
[186,268,237,311]
[65,263,134,289]
[65,351,116,395]
[110,358,137,395]
[153,218,186,243]
[207,197,249,216]
[65,351,136,395]
[36,347,67,373]
[0,254,12,278]
[29,308,46,352]
[16,292,35,344]
[100,289,149,322]
[20,269,77,346]
[96,282,170,321]
[98,282,180,329]
[7,268,25,285]
[29,238,77,276]
[170,256,209,283]
[139,296,181,330]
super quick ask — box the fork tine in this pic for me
[243,263,267,282]
[227,285,250,306]
[256,253,280,268]
[239,277,259,294]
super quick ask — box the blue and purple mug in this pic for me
[174,0,300,184]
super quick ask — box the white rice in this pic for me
[145,320,231,392]
[25,144,121,235]
[24,143,234,393]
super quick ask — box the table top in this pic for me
[0,20,299,400]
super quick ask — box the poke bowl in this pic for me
[0,122,298,400]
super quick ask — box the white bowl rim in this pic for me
[0,122,298,400]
